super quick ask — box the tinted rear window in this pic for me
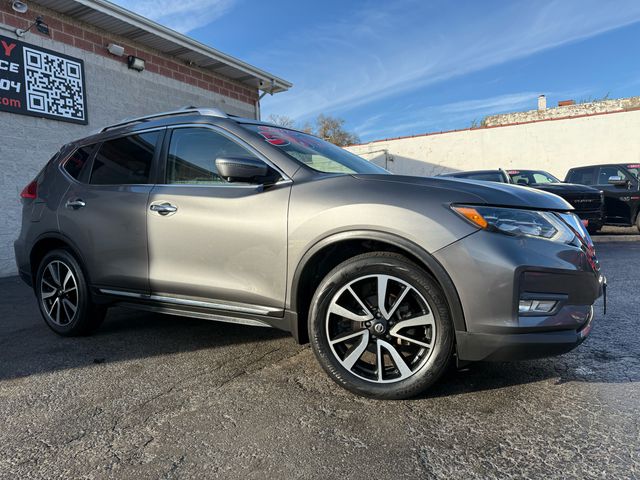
[458,172,505,182]
[567,168,595,185]
[63,145,94,180]
[90,132,159,185]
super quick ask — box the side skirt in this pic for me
[94,288,293,332]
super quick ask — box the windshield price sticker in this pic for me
[257,126,324,150]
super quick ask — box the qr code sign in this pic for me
[23,47,86,121]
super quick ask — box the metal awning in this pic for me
[31,0,292,93]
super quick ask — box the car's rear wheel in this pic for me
[35,249,105,336]
[308,252,454,399]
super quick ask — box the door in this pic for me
[58,130,162,292]
[147,126,290,313]
[595,166,637,224]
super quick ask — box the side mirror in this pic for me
[215,157,269,183]
[608,175,628,187]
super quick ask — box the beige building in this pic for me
[346,96,640,180]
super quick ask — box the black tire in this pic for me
[35,249,106,336]
[587,225,600,235]
[636,214,640,233]
[308,252,454,399]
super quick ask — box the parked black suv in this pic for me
[439,169,605,233]
[565,164,640,231]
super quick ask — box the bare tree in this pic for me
[266,113,360,147]
[306,114,360,146]
[266,114,296,128]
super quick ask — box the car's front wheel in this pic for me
[308,252,454,399]
[35,249,106,336]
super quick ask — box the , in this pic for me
[14,107,605,399]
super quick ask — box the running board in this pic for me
[115,301,272,328]
[98,288,281,317]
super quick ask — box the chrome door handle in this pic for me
[65,199,86,209]
[150,203,177,215]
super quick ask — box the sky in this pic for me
[115,0,640,143]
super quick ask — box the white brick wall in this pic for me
[346,109,640,182]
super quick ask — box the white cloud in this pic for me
[114,0,235,33]
[354,89,592,140]
[354,92,539,139]
[258,0,640,122]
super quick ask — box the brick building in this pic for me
[0,0,291,276]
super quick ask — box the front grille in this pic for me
[564,193,602,211]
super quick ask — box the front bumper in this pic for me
[574,208,604,227]
[434,229,603,362]
[455,305,594,361]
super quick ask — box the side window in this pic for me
[90,131,159,185]
[466,173,504,182]
[510,174,529,185]
[63,145,95,181]
[568,168,595,185]
[166,127,259,185]
[532,173,550,183]
[597,166,629,185]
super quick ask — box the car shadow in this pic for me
[0,276,290,381]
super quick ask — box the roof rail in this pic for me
[100,106,228,132]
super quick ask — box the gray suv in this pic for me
[15,107,605,399]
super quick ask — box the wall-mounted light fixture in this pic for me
[107,43,125,57]
[127,55,145,72]
[10,0,28,13]
[15,16,49,37]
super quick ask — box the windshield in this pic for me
[454,172,506,182]
[507,170,560,185]
[625,164,640,180]
[242,124,388,174]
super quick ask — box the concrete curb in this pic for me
[592,235,639,243]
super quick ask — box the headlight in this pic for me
[452,205,576,243]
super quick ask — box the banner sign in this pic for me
[0,34,87,124]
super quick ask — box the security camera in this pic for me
[11,0,28,14]
[107,43,125,57]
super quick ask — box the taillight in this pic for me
[20,179,38,199]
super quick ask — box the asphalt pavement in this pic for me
[0,242,638,479]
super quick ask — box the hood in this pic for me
[353,174,573,211]
[529,182,602,195]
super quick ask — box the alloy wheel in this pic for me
[325,274,436,384]
[40,260,79,326]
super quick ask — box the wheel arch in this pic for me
[29,233,90,285]
[289,230,466,343]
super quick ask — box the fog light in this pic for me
[519,299,557,314]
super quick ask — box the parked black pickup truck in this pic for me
[438,169,605,233]
[565,164,640,232]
